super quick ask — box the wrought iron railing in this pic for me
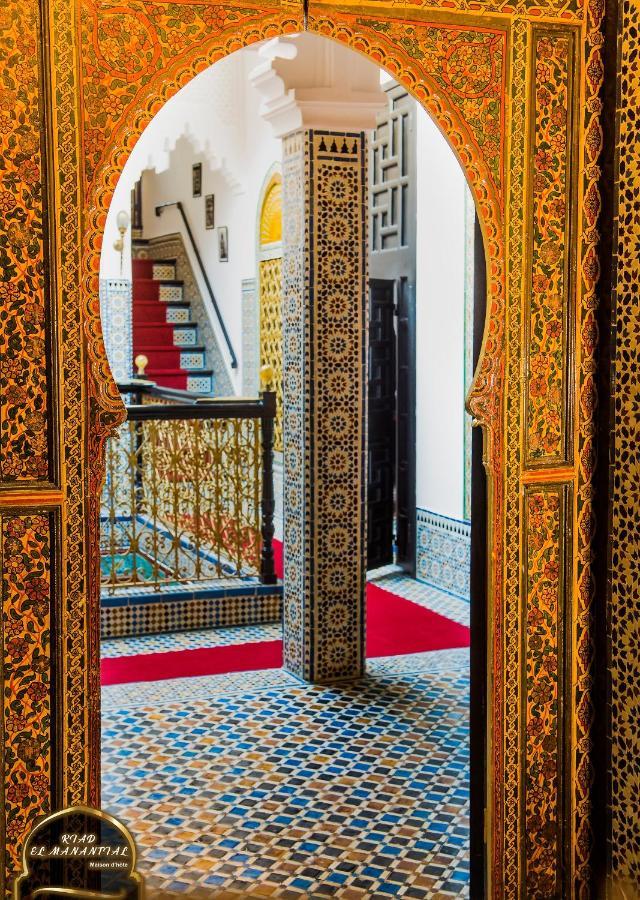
[100,382,276,593]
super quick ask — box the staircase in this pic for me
[132,257,214,393]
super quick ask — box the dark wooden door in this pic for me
[367,278,397,570]
[470,214,488,897]
[395,278,416,575]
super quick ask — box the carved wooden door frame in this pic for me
[0,0,607,895]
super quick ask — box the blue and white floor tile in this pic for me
[102,659,470,897]
[101,577,470,896]
[101,622,282,659]
[368,573,470,628]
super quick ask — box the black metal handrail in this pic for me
[155,200,238,369]
[119,380,206,406]
[125,395,275,422]
[118,381,275,420]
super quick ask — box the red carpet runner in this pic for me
[101,582,470,686]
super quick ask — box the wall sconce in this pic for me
[113,209,130,276]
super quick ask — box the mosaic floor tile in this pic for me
[101,647,469,711]
[102,656,470,897]
[101,577,464,662]
[368,574,470,628]
[102,622,283,659]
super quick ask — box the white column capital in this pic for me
[249,33,387,138]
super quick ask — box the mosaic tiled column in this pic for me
[281,130,368,684]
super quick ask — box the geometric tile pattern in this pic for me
[101,647,470,712]
[100,588,282,640]
[101,622,282,659]
[416,511,471,601]
[282,130,368,684]
[369,572,470,628]
[241,278,259,396]
[102,655,470,897]
[99,278,132,383]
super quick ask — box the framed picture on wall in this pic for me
[205,194,215,229]
[192,163,202,197]
[218,226,228,262]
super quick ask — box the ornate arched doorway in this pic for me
[82,16,506,885]
[0,1,604,896]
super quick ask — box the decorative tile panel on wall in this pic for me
[273,458,283,541]
[101,587,282,639]
[282,130,368,683]
[241,278,259,396]
[610,0,640,888]
[281,129,307,681]
[525,29,576,467]
[134,234,233,396]
[1,512,54,883]
[99,279,132,383]
[416,510,471,601]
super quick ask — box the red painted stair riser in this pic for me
[132,257,190,390]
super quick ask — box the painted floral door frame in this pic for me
[0,0,615,896]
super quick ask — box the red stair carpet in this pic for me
[101,581,470,686]
[133,258,189,390]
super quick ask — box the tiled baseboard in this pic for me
[101,586,282,639]
[416,509,470,601]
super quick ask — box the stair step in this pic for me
[165,305,191,324]
[152,262,177,281]
[134,346,206,370]
[172,323,199,347]
[133,280,184,302]
[145,368,214,394]
[135,347,182,369]
[186,373,215,394]
[133,322,199,348]
[133,301,190,324]
[132,258,178,281]
[132,258,153,279]
[133,323,175,341]
[177,349,206,370]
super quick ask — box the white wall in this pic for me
[415,108,470,522]
[100,47,282,394]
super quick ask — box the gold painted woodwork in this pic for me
[259,257,284,454]
[260,174,283,246]
[609,0,640,888]
[0,0,617,895]
[259,173,284,453]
